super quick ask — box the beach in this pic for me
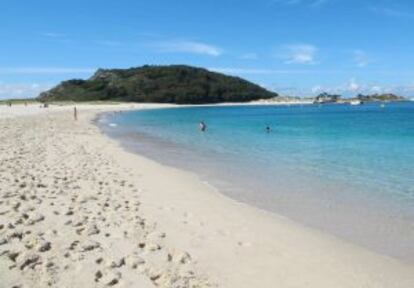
[0,103,413,288]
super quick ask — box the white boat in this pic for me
[350,100,363,105]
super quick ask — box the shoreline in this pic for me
[0,103,413,287]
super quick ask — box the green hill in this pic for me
[354,93,406,102]
[38,65,277,104]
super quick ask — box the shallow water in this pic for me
[99,102,414,263]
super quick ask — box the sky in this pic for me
[1,0,414,99]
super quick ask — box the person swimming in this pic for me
[266,125,271,133]
[199,121,207,132]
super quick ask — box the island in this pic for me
[38,65,277,104]
[311,92,406,104]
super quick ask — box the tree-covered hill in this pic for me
[38,65,277,104]
[354,93,406,102]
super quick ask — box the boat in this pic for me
[350,100,363,105]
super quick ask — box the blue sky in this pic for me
[1,0,414,99]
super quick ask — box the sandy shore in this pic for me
[0,104,413,288]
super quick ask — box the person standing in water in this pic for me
[266,125,271,133]
[199,121,207,132]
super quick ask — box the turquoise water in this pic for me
[100,102,414,263]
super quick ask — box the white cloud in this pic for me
[152,40,222,56]
[280,44,318,64]
[358,83,414,97]
[40,32,66,38]
[0,67,96,74]
[382,84,414,97]
[313,78,362,95]
[369,85,383,94]
[0,83,52,100]
[240,53,259,60]
[307,79,412,97]
[311,85,324,94]
[353,50,369,67]
[347,78,361,92]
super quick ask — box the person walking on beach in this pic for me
[74,107,78,121]
[199,121,207,132]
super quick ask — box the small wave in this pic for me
[109,123,118,127]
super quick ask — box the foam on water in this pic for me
[99,102,414,263]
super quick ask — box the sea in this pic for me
[98,101,414,263]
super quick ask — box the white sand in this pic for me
[0,104,413,288]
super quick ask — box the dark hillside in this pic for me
[38,65,277,104]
